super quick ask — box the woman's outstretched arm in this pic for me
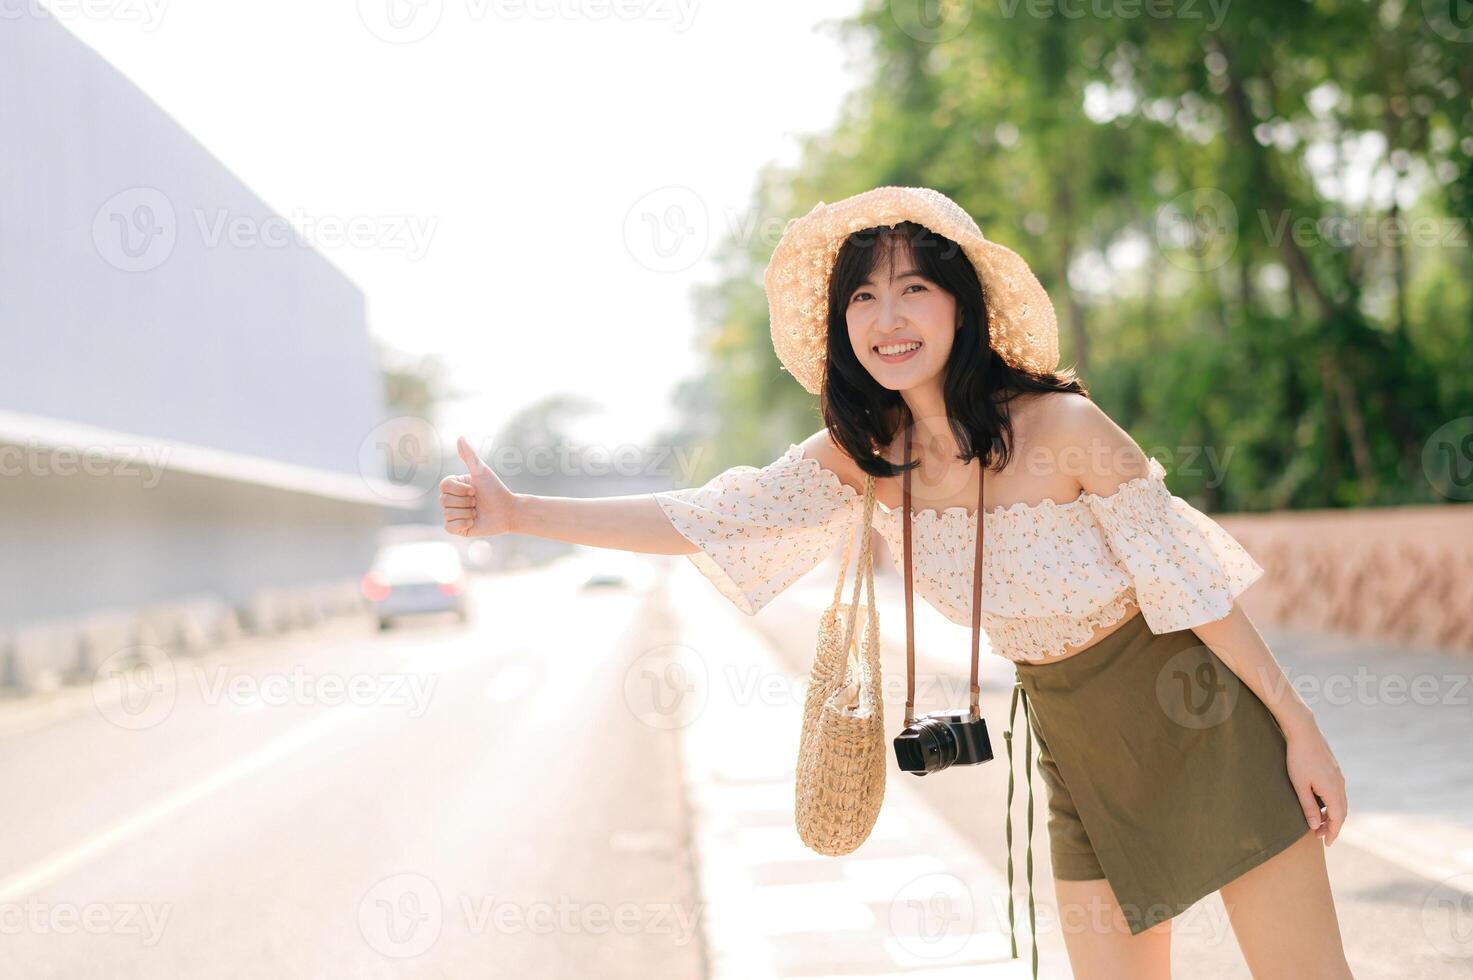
[439,436,698,555]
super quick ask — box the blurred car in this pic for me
[361,540,470,629]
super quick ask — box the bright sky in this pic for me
[53,0,863,451]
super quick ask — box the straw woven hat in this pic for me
[763,186,1059,395]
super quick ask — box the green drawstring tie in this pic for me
[1004,677,1038,979]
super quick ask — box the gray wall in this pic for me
[0,12,380,477]
[0,467,381,625]
[0,13,392,651]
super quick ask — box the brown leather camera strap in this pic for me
[902,425,985,724]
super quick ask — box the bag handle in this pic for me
[829,474,870,608]
[836,469,878,669]
[902,424,985,724]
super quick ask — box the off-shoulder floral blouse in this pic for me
[653,443,1264,663]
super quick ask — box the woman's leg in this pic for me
[1054,876,1173,980]
[1217,828,1354,979]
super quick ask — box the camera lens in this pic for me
[893,716,959,774]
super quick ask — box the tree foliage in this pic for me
[683,2,1473,509]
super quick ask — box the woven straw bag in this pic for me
[794,470,885,856]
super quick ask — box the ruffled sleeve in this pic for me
[1082,457,1265,634]
[653,444,863,615]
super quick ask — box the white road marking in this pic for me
[0,707,362,904]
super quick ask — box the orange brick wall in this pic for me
[1217,504,1473,654]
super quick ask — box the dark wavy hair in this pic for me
[821,221,1088,480]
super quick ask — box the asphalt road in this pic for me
[0,561,704,979]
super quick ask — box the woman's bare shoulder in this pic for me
[1028,392,1152,493]
[794,428,868,496]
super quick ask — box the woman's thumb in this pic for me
[457,436,489,474]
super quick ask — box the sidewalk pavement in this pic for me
[664,563,1060,980]
[1243,624,1473,894]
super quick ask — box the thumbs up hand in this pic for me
[441,436,515,537]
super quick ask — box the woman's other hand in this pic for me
[441,436,516,537]
[1285,720,1348,846]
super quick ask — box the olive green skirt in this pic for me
[1003,607,1313,951]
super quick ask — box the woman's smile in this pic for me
[875,339,923,363]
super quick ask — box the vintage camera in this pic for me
[893,708,994,776]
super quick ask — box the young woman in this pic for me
[439,186,1353,979]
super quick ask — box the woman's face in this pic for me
[844,237,958,392]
